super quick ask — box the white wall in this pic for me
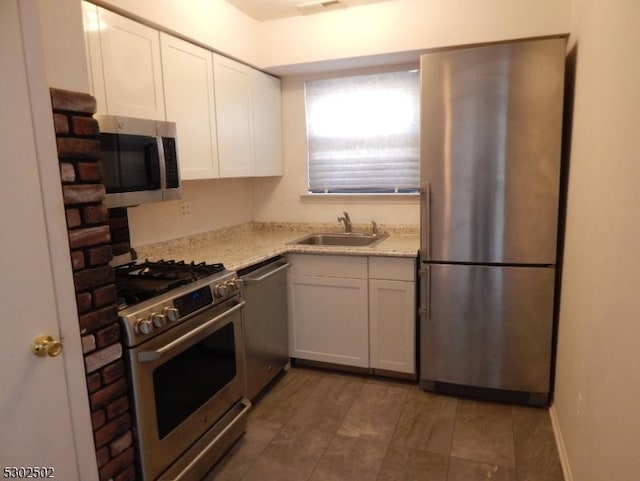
[252,0,571,226]
[258,0,571,73]
[127,177,254,246]
[552,1,640,480]
[252,68,420,225]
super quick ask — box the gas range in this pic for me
[115,258,249,480]
[114,259,240,347]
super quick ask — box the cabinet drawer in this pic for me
[287,254,367,279]
[369,256,416,281]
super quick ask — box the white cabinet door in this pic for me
[369,279,416,374]
[96,7,165,119]
[160,33,219,179]
[288,274,369,368]
[81,2,106,113]
[213,53,254,177]
[2,2,96,476]
[369,257,416,375]
[252,71,283,176]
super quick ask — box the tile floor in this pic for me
[205,366,564,481]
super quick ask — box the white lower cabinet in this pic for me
[287,254,369,368]
[369,257,416,375]
[287,254,416,375]
[288,273,369,368]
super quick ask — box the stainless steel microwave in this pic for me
[95,114,182,208]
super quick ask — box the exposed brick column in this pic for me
[50,89,136,481]
[108,207,132,258]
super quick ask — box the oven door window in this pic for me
[100,133,161,193]
[153,322,237,439]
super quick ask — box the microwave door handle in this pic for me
[142,139,162,187]
[137,301,245,363]
[156,135,167,191]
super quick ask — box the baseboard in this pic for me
[548,403,574,481]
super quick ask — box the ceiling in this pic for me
[224,0,393,21]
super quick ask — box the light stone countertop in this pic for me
[134,222,420,271]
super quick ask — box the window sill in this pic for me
[299,192,419,204]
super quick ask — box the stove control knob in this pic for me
[226,280,238,294]
[214,283,229,298]
[164,307,180,322]
[151,312,166,328]
[135,319,153,335]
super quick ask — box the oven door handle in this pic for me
[137,301,245,363]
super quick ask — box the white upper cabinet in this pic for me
[213,54,254,178]
[82,2,283,179]
[252,71,283,176]
[213,54,283,178]
[82,2,106,112]
[160,33,219,179]
[87,5,165,120]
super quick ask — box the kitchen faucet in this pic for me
[337,211,352,233]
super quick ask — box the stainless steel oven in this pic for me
[115,261,250,481]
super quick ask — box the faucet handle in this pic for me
[371,220,379,236]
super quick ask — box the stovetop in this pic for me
[114,260,240,347]
[115,260,225,309]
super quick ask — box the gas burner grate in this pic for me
[116,260,224,279]
[115,260,226,309]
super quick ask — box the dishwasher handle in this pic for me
[240,262,290,284]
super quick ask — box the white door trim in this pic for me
[17,1,99,479]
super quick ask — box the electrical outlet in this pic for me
[180,201,192,217]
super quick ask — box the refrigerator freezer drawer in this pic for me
[419,264,555,395]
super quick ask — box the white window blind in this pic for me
[304,70,420,193]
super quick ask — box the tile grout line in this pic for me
[510,405,518,480]
[445,396,460,481]
[310,374,368,480]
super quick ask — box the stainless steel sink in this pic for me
[288,232,388,247]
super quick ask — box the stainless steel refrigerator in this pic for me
[418,36,566,407]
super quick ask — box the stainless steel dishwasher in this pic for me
[238,256,290,400]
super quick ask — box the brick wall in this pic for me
[108,208,132,258]
[50,88,136,481]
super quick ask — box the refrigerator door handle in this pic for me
[420,182,430,260]
[419,265,430,319]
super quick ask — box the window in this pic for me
[304,70,419,194]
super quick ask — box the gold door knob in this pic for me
[32,335,63,358]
